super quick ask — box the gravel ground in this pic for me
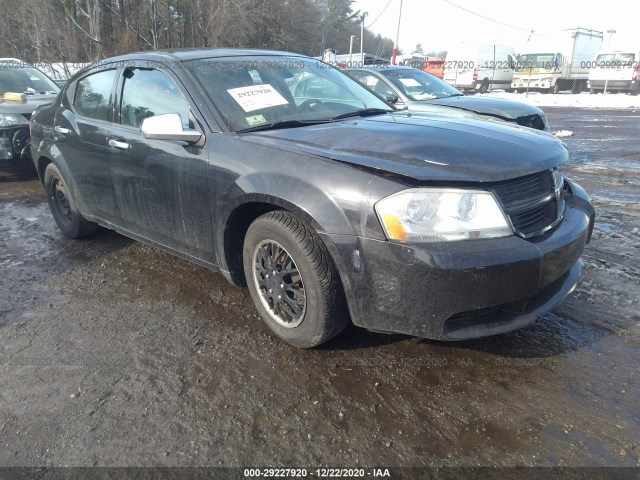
[0,107,638,469]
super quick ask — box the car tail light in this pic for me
[632,65,639,82]
[473,68,478,81]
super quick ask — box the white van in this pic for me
[588,50,640,95]
[443,44,515,93]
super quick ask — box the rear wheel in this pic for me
[479,79,490,93]
[571,80,583,94]
[243,211,349,348]
[44,163,98,238]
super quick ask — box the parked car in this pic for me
[588,50,640,95]
[0,58,60,169]
[346,66,550,131]
[30,49,594,348]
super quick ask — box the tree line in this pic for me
[0,0,397,64]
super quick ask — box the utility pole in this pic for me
[349,35,355,66]
[360,12,367,65]
[392,0,403,65]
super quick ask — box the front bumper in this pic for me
[512,81,552,90]
[0,126,31,163]
[324,180,595,340]
[589,80,635,91]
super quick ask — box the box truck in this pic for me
[512,28,603,93]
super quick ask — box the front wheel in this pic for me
[44,163,98,238]
[243,211,350,348]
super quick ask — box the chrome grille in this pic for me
[492,170,562,238]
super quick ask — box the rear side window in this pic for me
[120,68,190,128]
[74,70,116,121]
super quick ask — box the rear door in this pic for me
[107,62,215,261]
[443,46,476,88]
[53,67,120,222]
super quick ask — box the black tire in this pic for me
[243,211,349,348]
[548,82,560,94]
[44,163,98,238]
[571,80,583,94]
[479,79,490,94]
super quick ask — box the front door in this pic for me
[107,65,215,262]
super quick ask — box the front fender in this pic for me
[215,171,361,271]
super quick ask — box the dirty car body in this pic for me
[30,49,594,347]
[346,66,550,132]
[0,59,60,167]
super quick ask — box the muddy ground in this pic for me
[0,108,638,468]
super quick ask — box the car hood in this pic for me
[241,112,566,182]
[425,95,543,120]
[0,93,59,118]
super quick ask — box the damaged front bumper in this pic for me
[323,179,595,341]
[0,126,31,164]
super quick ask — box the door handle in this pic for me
[108,139,130,150]
[54,126,70,135]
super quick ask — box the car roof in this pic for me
[0,58,27,66]
[98,48,305,64]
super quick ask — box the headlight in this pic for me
[375,188,513,242]
[0,114,29,128]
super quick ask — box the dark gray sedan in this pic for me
[30,49,593,348]
[346,66,550,132]
[0,59,60,169]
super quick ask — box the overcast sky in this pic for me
[352,0,635,55]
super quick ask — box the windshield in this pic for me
[188,56,393,131]
[380,68,462,100]
[595,53,636,67]
[516,54,557,70]
[0,65,60,96]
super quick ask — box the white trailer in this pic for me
[512,28,603,93]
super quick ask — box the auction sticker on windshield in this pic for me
[227,84,288,112]
[399,78,421,87]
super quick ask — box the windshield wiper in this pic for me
[330,108,393,121]
[237,119,330,133]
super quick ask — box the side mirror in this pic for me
[141,113,202,143]
[385,94,399,104]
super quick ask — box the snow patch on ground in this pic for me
[481,91,640,109]
[552,130,574,137]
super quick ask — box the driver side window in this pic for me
[120,68,190,129]
[351,73,395,98]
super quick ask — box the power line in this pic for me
[368,0,393,28]
[439,0,531,32]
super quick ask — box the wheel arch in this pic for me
[36,155,53,184]
[219,192,349,286]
